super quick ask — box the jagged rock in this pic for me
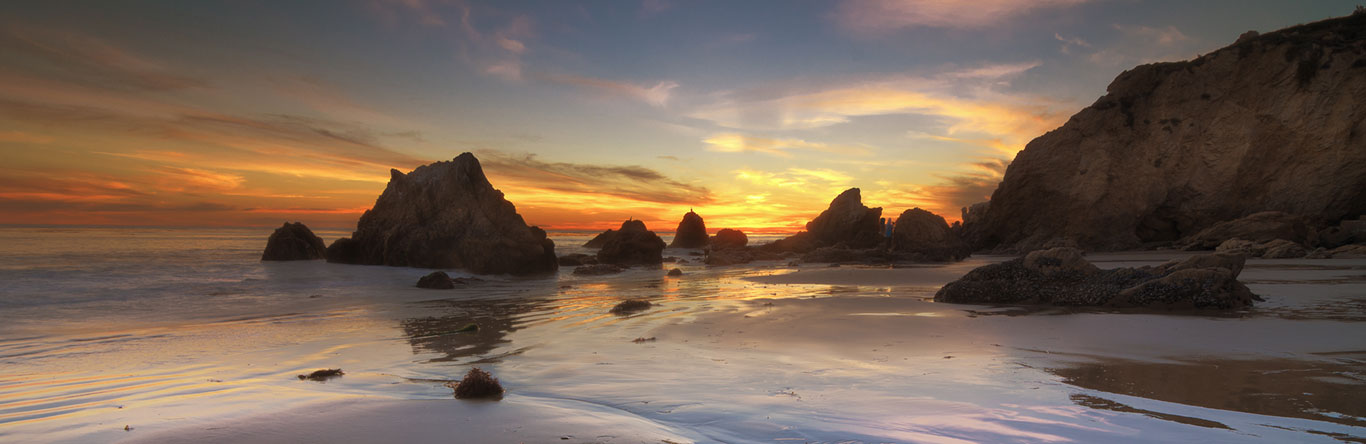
[669,211,708,248]
[597,220,665,265]
[935,248,1255,309]
[262,222,327,261]
[584,229,615,248]
[890,208,971,262]
[1181,211,1314,250]
[805,188,883,248]
[416,271,456,289]
[325,153,557,275]
[962,14,1366,252]
[1260,239,1308,258]
[572,264,625,276]
[711,229,748,250]
[558,253,598,266]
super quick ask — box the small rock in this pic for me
[416,271,456,289]
[451,367,503,399]
[667,268,683,277]
[609,299,652,315]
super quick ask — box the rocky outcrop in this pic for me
[764,188,882,254]
[890,208,971,262]
[669,211,708,248]
[262,222,327,261]
[711,229,748,250]
[597,220,666,265]
[1180,211,1314,250]
[963,14,1366,252]
[935,248,1256,309]
[325,153,557,275]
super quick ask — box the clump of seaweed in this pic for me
[297,368,344,381]
[450,367,503,399]
[609,299,652,315]
[632,337,657,343]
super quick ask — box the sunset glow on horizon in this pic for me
[0,1,1353,233]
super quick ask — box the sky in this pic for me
[0,1,1356,233]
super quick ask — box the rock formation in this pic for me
[596,220,666,265]
[1180,211,1315,250]
[711,229,748,250]
[583,229,615,248]
[935,248,1257,309]
[764,188,882,254]
[669,211,709,248]
[325,153,557,275]
[262,222,327,261]
[890,208,971,262]
[963,14,1366,252]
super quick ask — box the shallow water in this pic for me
[0,227,1363,443]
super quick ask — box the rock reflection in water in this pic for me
[1052,355,1366,428]
[400,297,550,364]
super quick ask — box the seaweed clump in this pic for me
[450,367,504,399]
[609,299,652,315]
[298,368,344,381]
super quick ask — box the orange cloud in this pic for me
[833,0,1090,33]
[703,133,872,157]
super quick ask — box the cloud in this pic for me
[867,158,1008,221]
[451,3,536,81]
[703,133,872,157]
[540,73,680,107]
[832,0,1090,33]
[1087,24,1198,67]
[0,26,207,92]
[476,151,712,206]
[0,130,52,144]
[1054,33,1091,55]
[156,167,245,193]
[689,63,1070,156]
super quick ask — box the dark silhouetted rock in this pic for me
[572,264,625,276]
[962,14,1366,252]
[584,229,616,248]
[451,367,503,399]
[1181,211,1314,250]
[262,222,327,261]
[416,271,456,289]
[597,220,666,265]
[711,229,748,250]
[935,248,1255,309]
[558,253,598,266]
[325,153,557,275]
[805,188,883,248]
[609,299,652,315]
[761,231,816,254]
[667,268,683,277]
[298,369,344,381]
[669,210,708,248]
[890,208,971,262]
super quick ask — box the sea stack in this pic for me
[597,220,666,265]
[890,208,971,262]
[962,14,1366,252]
[669,210,709,248]
[766,188,882,253]
[325,153,558,275]
[261,222,327,261]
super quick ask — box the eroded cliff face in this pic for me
[965,14,1366,252]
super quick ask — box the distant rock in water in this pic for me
[597,220,666,265]
[963,14,1366,252]
[890,208,971,262]
[262,222,327,261]
[669,210,709,248]
[935,248,1257,309]
[711,229,747,250]
[325,153,557,275]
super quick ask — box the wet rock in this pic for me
[451,367,503,399]
[325,153,556,275]
[572,264,625,276]
[298,369,344,381]
[669,210,708,248]
[416,271,456,289]
[961,15,1366,252]
[609,299,652,315]
[889,208,971,262]
[597,220,666,265]
[667,268,683,277]
[262,222,327,261]
[935,249,1255,309]
[557,253,598,266]
[711,229,748,250]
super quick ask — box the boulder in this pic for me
[961,14,1366,252]
[597,220,666,265]
[262,222,327,261]
[669,210,709,248]
[1181,211,1314,250]
[416,271,456,289]
[325,153,557,275]
[711,229,748,250]
[557,253,598,266]
[934,249,1255,309]
[572,264,625,276]
[890,208,971,262]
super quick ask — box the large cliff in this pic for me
[964,13,1366,252]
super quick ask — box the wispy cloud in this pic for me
[477,151,711,206]
[1054,33,1091,55]
[0,26,207,92]
[703,133,872,157]
[539,73,680,107]
[1087,24,1199,67]
[832,0,1090,34]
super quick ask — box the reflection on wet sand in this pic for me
[1051,355,1366,427]
[401,297,552,364]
